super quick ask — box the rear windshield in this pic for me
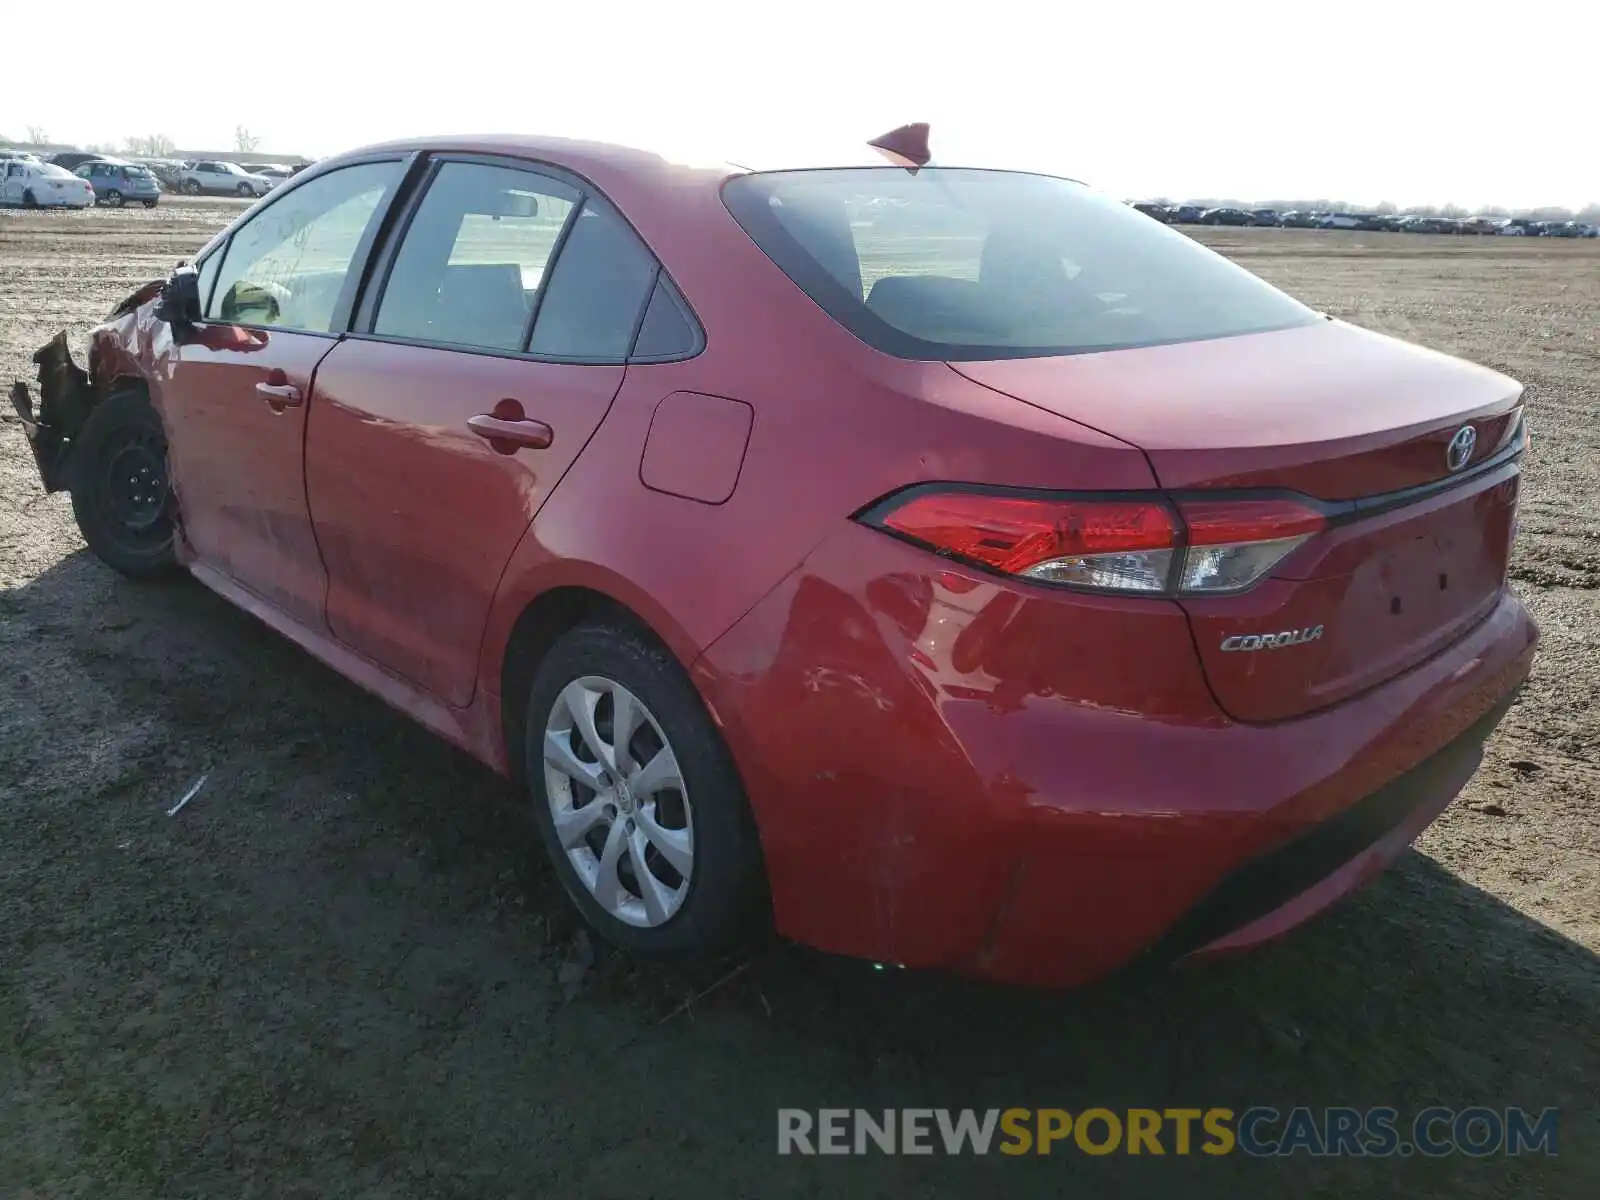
[723,168,1318,360]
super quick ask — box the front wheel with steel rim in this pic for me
[67,391,181,580]
[104,189,124,208]
[525,621,769,955]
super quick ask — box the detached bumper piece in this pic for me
[8,332,96,493]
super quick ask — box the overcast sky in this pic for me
[8,0,1594,208]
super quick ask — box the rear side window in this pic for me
[374,162,579,353]
[630,275,701,360]
[527,204,657,360]
[723,168,1318,360]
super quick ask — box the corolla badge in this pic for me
[1220,625,1325,652]
[1446,425,1477,473]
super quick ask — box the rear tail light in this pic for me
[869,492,1177,593]
[1174,497,1324,594]
[860,488,1326,597]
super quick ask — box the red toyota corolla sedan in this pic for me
[10,128,1537,986]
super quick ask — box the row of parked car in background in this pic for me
[0,148,308,209]
[1133,201,1597,237]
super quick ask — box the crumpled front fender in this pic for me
[7,278,172,493]
[9,332,99,493]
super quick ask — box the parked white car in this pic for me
[176,160,274,198]
[242,163,296,185]
[1317,213,1363,229]
[0,160,95,208]
[1495,221,1526,236]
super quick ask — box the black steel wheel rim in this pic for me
[99,429,168,547]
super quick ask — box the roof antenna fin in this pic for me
[868,123,931,172]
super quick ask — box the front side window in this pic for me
[206,161,400,332]
[374,162,579,352]
[723,168,1319,360]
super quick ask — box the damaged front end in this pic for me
[7,275,174,493]
[9,332,100,494]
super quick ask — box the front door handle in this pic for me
[468,400,553,454]
[255,381,303,408]
[256,367,303,411]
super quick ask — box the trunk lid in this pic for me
[952,320,1525,721]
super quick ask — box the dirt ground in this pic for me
[1,199,1595,1198]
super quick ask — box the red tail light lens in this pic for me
[872,492,1179,593]
[862,489,1327,596]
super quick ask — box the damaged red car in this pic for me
[9,128,1537,987]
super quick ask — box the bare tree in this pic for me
[126,133,176,158]
[26,125,50,144]
[234,125,261,153]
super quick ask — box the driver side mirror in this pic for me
[156,265,203,334]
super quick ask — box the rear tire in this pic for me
[525,620,769,956]
[142,199,158,209]
[67,391,181,580]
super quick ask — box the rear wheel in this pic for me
[142,199,158,209]
[67,391,181,580]
[525,621,768,956]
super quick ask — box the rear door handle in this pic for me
[468,402,553,454]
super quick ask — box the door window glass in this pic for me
[374,162,578,352]
[206,161,399,332]
[527,204,657,360]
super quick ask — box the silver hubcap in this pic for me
[543,677,693,928]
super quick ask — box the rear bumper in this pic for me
[1142,688,1515,966]
[698,524,1537,987]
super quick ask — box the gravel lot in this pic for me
[2,199,1596,1198]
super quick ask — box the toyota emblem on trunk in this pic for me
[1446,425,1477,472]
